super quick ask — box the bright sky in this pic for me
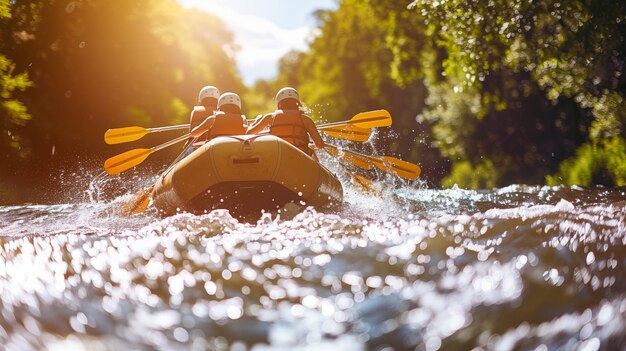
[179,0,337,85]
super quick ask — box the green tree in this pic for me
[263,0,447,183]
[408,0,626,186]
[242,51,306,119]
[0,0,33,158]
[0,0,243,182]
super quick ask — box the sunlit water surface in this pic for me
[1,161,625,350]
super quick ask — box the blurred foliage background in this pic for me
[0,0,243,201]
[1,0,625,202]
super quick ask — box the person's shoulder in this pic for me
[301,113,315,121]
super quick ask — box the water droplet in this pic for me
[204,281,217,295]
[227,305,243,319]
[173,327,189,342]
[586,252,595,265]
[579,337,600,351]
[597,304,614,326]
[65,2,76,13]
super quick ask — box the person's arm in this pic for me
[188,108,203,132]
[246,114,271,134]
[303,116,325,149]
[191,115,214,138]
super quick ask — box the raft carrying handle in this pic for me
[233,157,260,165]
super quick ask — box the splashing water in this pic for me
[1,159,625,350]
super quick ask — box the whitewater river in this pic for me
[1,165,625,350]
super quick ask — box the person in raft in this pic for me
[246,87,325,159]
[182,85,220,157]
[190,92,248,141]
[190,85,220,133]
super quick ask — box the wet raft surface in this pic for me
[1,185,626,350]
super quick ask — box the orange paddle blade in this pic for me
[325,146,373,170]
[321,124,371,142]
[325,145,339,157]
[352,173,376,193]
[104,126,150,145]
[119,188,152,215]
[327,145,421,180]
[371,156,422,179]
[349,110,392,128]
[318,110,392,130]
[133,196,150,213]
[344,152,373,170]
[104,148,152,175]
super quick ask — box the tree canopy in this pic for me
[257,0,625,187]
[408,0,626,186]
[0,0,242,178]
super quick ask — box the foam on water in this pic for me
[1,161,626,350]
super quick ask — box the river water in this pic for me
[1,162,625,350]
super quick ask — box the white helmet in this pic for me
[198,86,220,103]
[217,92,241,109]
[275,87,300,105]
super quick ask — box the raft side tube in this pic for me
[152,135,343,215]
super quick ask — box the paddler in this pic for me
[246,87,325,158]
[190,92,248,140]
[180,86,220,157]
[190,86,220,133]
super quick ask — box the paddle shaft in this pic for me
[163,136,199,176]
[116,110,386,134]
[148,124,189,133]
[318,116,387,129]
[105,124,190,144]
[150,133,190,153]
[343,150,415,176]
[113,109,388,134]
[108,109,387,145]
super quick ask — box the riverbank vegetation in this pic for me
[1,0,624,193]
[253,0,625,187]
[0,0,242,195]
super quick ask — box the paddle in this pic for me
[325,145,421,180]
[325,144,373,170]
[104,133,190,175]
[319,124,371,142]
[247,109,390,140]
[315,109,390,142]
[352,173,376,193]
[119,187,152,215]
[317,109,391,130]
[106,109,390,146]
[104,124,188,145]
[117,137,201,215]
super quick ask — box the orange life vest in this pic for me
[269,109,311,155]
[206,111,247,141]
[189,106,212,132]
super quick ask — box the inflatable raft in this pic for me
[152,134,343,216]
